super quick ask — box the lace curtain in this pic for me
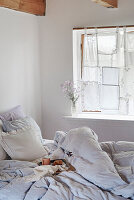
[81,27,134,115]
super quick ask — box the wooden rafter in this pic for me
[92,0,118,8]
[0,0,46,16]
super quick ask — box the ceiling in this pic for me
[0,0,118,16]
[92,0,118,8]
[0,0,46,16]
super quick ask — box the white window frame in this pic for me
[73,26,134,116]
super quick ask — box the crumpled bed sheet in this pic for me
[0,127,134,200]
[0,160,125,200]
[24,164,68,182]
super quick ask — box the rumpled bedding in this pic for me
[0,127,134,200]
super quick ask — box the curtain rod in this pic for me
[73,25,134,30]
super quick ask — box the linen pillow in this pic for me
[0,118,47,161]
[1,117,43,143]
[0,105,25,122]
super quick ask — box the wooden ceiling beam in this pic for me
[92,0,118,8]
[0,0,46,16]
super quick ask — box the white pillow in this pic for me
[0,121,47,161]
[2,117,43,144]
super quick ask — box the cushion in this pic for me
[0,105,25,122]
[0,117,47,161]
[1,117,43,143]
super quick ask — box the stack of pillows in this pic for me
[0,106,47,161]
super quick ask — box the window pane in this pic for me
[99,54,112,67]
[124,67,134,96]
[102,67,119,85]
[98,53,122,67]
[81,83,100,111]
[112,52,124,67]
[82,67,100,82]
[98,34,117,54]
[127,32,134,51]
[126,33,134,66]
[100,85,119,110]
[83,35,97,67]
[119,98,128,115]
[127,52,134,66]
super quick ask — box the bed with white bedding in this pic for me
[1,127,134,200]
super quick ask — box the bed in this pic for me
[0,106,134,199]
[1,128,134,200]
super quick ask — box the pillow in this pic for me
[0,105,25,122]
[0,118,47,161]
[1,117,43,143]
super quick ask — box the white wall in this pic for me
[38,0,134,141]
[0,8,42,126]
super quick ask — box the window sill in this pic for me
[64,113,134,121]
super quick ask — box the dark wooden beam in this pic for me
[92,0,118,8]
[0,0,46,16]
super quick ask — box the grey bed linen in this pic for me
[1,127,134,200]
[100,141,134,184]
[0,160,125,200]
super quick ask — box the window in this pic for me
[73,27,134,115]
